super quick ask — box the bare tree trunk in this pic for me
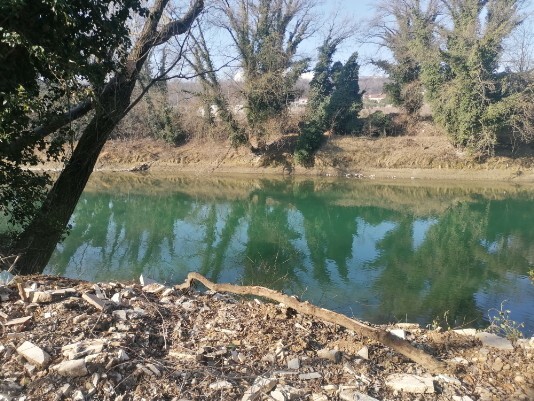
[11,0,204,275]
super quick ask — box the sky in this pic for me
[301,1,381,76]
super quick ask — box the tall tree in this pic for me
[370,0,440,116]
[6,0,205,274]
[216,0,315,137]
[422,0,527,153]
[1,0,148,228]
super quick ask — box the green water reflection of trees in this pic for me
[47,179,534,330]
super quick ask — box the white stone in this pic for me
[112,310,128,321]
[298,372,322,380]
[454,329,477,336]
[385,374,435,394]
[210,380,233,390]
[452,396,474,401]
[241,377,277,401]
[117,349,130,361]
[357,346,369,360]
[340,390,380,401]
[311,394,328,401]
[16,341,51,367]
[389,329,406,339]
[317,348,342,363]
[111,293,122,304]
[475,332,514,350]
[287,358,300,370]
[82,293,107,311]
[52,359,89,377]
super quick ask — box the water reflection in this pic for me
[46,175,534,334]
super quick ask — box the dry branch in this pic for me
[176,272,450,374]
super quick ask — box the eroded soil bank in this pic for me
[34,131,534,182]
[0,275,533,401]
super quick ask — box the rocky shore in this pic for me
[0,275,533,401]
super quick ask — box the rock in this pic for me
[4,316,32,326]
[117,349,130,361]
[72,389,85,401]
[110,293,122,304]
[298,372,322,380]
[16,341,51,367]
[339,389,380,401]
[357,346,369,360]
[452,397,474,401]
[82,293,108,311]
[453,328,477,336]
[316,348,342,363]
[112,309,128,321]
[389,329,406,339]
[0,270,15,285]
[311,394,328,401]
[287,357,300,370]
[242,377,277,401]
[209,381,233,390]
[475,332,514,350]
[145,363,161,377]
[52,359,89,377]
[385,374,435,394]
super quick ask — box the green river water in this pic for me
[44,174,534,335]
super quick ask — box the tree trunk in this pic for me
[11,0,204,274]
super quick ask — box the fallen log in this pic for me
[176,272,449,374]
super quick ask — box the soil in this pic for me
[1,275,533,401]
[34,125,534,182]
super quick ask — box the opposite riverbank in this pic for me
[32,130,534,183]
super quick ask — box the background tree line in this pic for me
[0,0,533,274]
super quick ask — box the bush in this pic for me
[362,111,394,137]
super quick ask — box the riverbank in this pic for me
[34,131,534,182]
[0,275,533,400]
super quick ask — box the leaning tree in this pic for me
[2,0,205,274]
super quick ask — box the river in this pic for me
[45,173,534,335]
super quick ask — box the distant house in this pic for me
[364,93,387,103]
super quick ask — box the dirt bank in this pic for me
[0,275,533,401]
[34,129,534,183]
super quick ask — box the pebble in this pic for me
[316,348,342,363]
[16,341,51,368]
[52,359,89,377]
[287,358,300,370]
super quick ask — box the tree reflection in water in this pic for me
[46,176,534,334]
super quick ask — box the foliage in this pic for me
[0,0,146,228]
[219,0,313,135]
[295,38,363,165]
[371,0,438,116]
[487,301,524,343]
[362,111,395,137]
[421,0,525,154]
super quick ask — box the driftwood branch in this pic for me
[176,272,449,374]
